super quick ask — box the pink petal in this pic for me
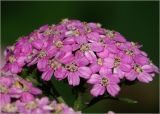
[9,87,23,94]
[119,63,131,72]
[59,52,74,64]
[67,72,80,86]
[137,72,153,83]
[87,32,99,42]
[107,74,120,84]
[90,84,105,97]
[78,67,92,79]
[106,84,120,97]
[0,77,12,87]
[21,43,32,54]
[103,57,114,68]
[87,74,101,84]
[30,87,42,95]
[72,44,80,51]
[0,94,11,106]
[125,70,137,81]
[63,37,75,44]
[134,55,149,65]
[32,39,44,49]
[76,56,89,66]
[21,92,34,102]
[10,63,20,74]
[90,63,101,73]
[113,68,125,79]
[38,97,49,106]
[97,49,109,58]
[46,46,57,58]
[16,56,26,67]
[84,51,97,63]
[142,65,154,73]
[54,68,67,80]
[75,35,87,44]
[99,67,112,76]
[27,57,38,66]
[107,45,118,53]
[37,58,48,71]
[121,55,133,64]
[61,45,72,52]
[91,42,104,52]
[41,70,53,81]
[115,33,126,42]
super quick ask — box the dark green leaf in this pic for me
[51,78,76,107]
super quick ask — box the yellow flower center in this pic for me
[25,101,37,110]
[99,38,105,44]
[97,58,103,66]
[9,56,16,63]
[80,44,90,52]
[65,63,78,72]
[0,84,8,93]
[125,49,134,56]
[29,37,34,42]
[134,64,143,73]
[54,40,63,48]
[73,29,80,36]
[49,59,61,70]
[84,23,92,33]
[14,81,28,91]
[38,51,47,58]
[101,77,109,86]
[61,18,69,24]
[114,57,121,67]
[115,42,122,46]
[2,103,17,113]
[106,30,116,39]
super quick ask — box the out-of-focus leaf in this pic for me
[51,77,76,107]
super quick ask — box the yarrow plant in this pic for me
[1,19,159,113]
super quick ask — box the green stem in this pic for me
[50,81,65,103]
[57,96,66,103]
[74,92,82,111]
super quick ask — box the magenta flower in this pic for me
[38,51,73,81]
[1,97,81,114]
[14,36,33,55]
[125,63,156,83]
[27,40,55,66]
[55,54,92,86]
[0,75,13,106]
[0,74,42,104]
[105,30,126,42]
[3,53,26,74]
[88,71,120,97]
[9,76,42,100]
[16,97,50,114]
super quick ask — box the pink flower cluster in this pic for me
[0,73,42,106]
[1,97,81,114]
[0,73,81,114]
[2,19,159,97]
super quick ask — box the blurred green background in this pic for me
[2,1,159,113]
